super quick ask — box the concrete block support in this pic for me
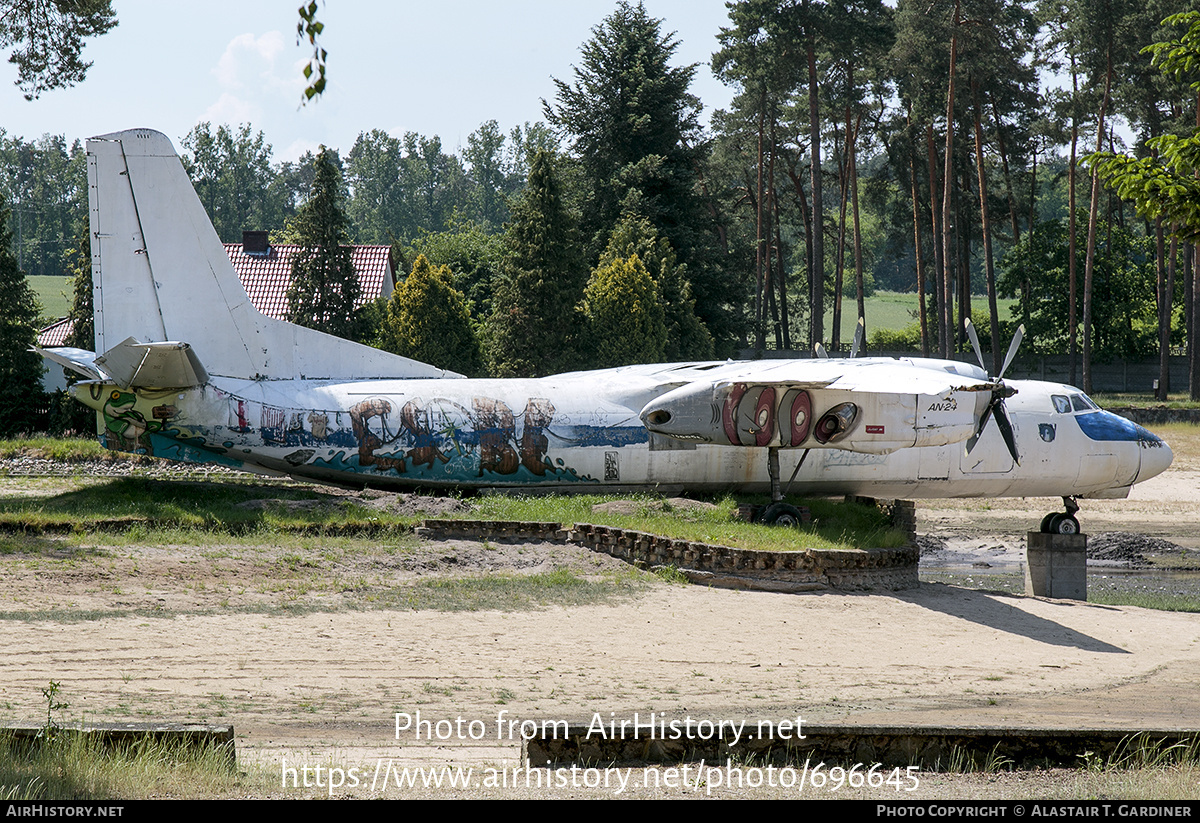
[1025,532,1088,600]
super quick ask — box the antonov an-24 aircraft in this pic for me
[38,129,1173,534]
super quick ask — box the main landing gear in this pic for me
[1039,497,1081,535]
[757,446,810,527]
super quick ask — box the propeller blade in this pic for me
[966,397,995,454]
[814,342,828,359]
[992,399,1020,465]
[999,324,1025,380]
[849,318,864,359]
[964,318,986,373]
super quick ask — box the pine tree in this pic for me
[0,192,46,435]
[383,255,481,376]
[582,253,667,368]
[545,2,734,347]
[485,151,586,377]
[287,146,361,339]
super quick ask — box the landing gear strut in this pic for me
[758,446,808,527]
[1040,496,1081,535]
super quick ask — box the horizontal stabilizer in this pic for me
[35,346,104,381]
[93,338,209,389]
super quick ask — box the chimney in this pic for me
[242,230,270,257]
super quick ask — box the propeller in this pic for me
[849,317,864,359]
[963,319,1024,465]
[814,342,829,359]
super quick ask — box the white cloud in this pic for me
[202,91,259,126]
[279,137,320,164]
[213,31,289,92]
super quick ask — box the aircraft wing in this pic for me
[639,358,1001,454]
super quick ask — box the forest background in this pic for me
[4,0,1200,428]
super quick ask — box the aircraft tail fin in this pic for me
[86,128,459,381]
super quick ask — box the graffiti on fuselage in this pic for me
[83,383,617,483]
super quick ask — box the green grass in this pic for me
[0,436,107,462]
[825,291,1019,341]
[0,476,415,533]
[0,728,243,800]
[1093,392,1200,410]
[26,275,71,324]
[389,568,648,612]
[472,493,909,552]
[1085,588,1200,613]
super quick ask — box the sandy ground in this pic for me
[1,464,1199,797]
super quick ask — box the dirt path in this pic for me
[1,464,1198,796]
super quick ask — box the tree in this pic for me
[1090,10,1200,398]
[582,253,667,368]
[545,1,702,249]
[545,2,733,346]
[286,146,360,339]
[182,123,279,242]
[64,223,92,350]
[485,151,585,377]
[0,191,46,435]
[600,214,712,360]
[408,216,504,321]
[382,255,481,376]
[999,217,1161,361]
[0,0,116,99]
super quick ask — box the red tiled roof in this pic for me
[37,244,394,347]
[37,316,73,347]
[224,243,394,320]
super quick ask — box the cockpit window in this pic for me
[1070,394,1097,412]
[1052,395,1071,414]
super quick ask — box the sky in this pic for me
[1,0,739,162]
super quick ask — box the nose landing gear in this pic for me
[1040,497,1081,534]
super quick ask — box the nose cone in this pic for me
[1136,426,1174,483]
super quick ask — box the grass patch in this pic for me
[1085,589,1200,613]
[0,477,416,533]
[0,474,908,551]
[27,275,71,323]
[0,436,109,462]
[823,291,1018,343]
[473,493,909,552]
[1093,393,1200,410]
[383,568,648,612]
[0,728,245,800]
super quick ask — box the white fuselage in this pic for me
[74,361,1172,500]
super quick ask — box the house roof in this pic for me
[37,243,395,347]
[224,243,394,321]
[37,316,73,347]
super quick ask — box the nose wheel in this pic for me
[1040,497,1081,534]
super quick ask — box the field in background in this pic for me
[27,275,71,323]
[25,276,1013,340]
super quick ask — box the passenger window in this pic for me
[1052,395,1070,414]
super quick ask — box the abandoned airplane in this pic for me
[37,129,1173,533]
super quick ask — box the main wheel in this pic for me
[1039,513,1056,533]
[1047,513,1080,535]
[761,502,803,528]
